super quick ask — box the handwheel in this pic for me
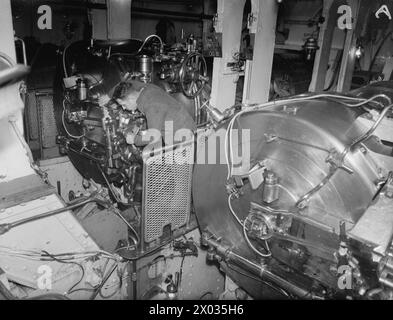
[179,52,209,98]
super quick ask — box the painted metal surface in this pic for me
[0,119,35,182]
[210,0,246,111]
[0,0,33,182]
[107,0,133,40]
[38,156,86,202]
[193,97,386,259]
[243,0,278,104]
[0,193,99,289]
[309,0,342,92]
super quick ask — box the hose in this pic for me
[135,35,163,55]
[62,42,73,78]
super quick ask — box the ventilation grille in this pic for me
[142,141,194,243]
[39,95,58,149]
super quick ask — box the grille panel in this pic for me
[143,141,194,243]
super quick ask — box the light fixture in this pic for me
[355,44,364,59]
[303,37,319,61]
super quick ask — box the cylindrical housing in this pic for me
[77,79,87,101]
[262,171,279,204]
[138,55,153,83]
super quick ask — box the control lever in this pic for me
[0,192,110,236]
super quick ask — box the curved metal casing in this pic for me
[193,87,393,267]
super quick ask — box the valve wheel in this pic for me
[179,52,209,98]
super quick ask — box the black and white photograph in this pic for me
[1,0,393,309]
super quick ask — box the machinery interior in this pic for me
[1,0,393,301]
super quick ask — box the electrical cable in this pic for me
[89,262,119,300]
[199,291,213,300]
[65,259,119,298]
[97,259,123,299]
[0,245,116,262]
[227,194,243,226]
[228,194,271,257]
[348,103,393,149]
[242,219,271,258]
[177,254,186,290]
[41,250,85,295]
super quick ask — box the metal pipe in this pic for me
[204,236,317,299]
[14,37,27,66]
[0,196,109,235]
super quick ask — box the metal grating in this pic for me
[142,141,194,243]
[38,94,58,149]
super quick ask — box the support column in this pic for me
[336,0,361,92]
[308,0,348,92]
[210,0,246,111]
[107,0,132,40]
[243,0,279,104]
[91,0,133,40]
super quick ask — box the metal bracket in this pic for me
[326,149,354,174]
